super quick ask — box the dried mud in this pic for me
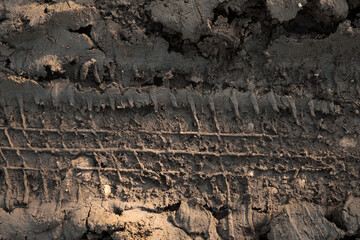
[0,0,359,239]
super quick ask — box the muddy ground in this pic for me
[0,0,359,239]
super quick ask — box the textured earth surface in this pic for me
[0,0,359,239]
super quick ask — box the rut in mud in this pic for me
[0,0,359,239]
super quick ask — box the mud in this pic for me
[0,0,359,239]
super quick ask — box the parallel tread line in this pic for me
[0,126,277,138]
[2,166,333,175]
[0,146,266,157]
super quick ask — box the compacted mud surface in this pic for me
[0,0,359,239]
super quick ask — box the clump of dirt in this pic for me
[0,0,359,239]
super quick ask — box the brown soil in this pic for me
[0,0,359,239]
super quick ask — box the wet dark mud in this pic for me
[0,0,359,239]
